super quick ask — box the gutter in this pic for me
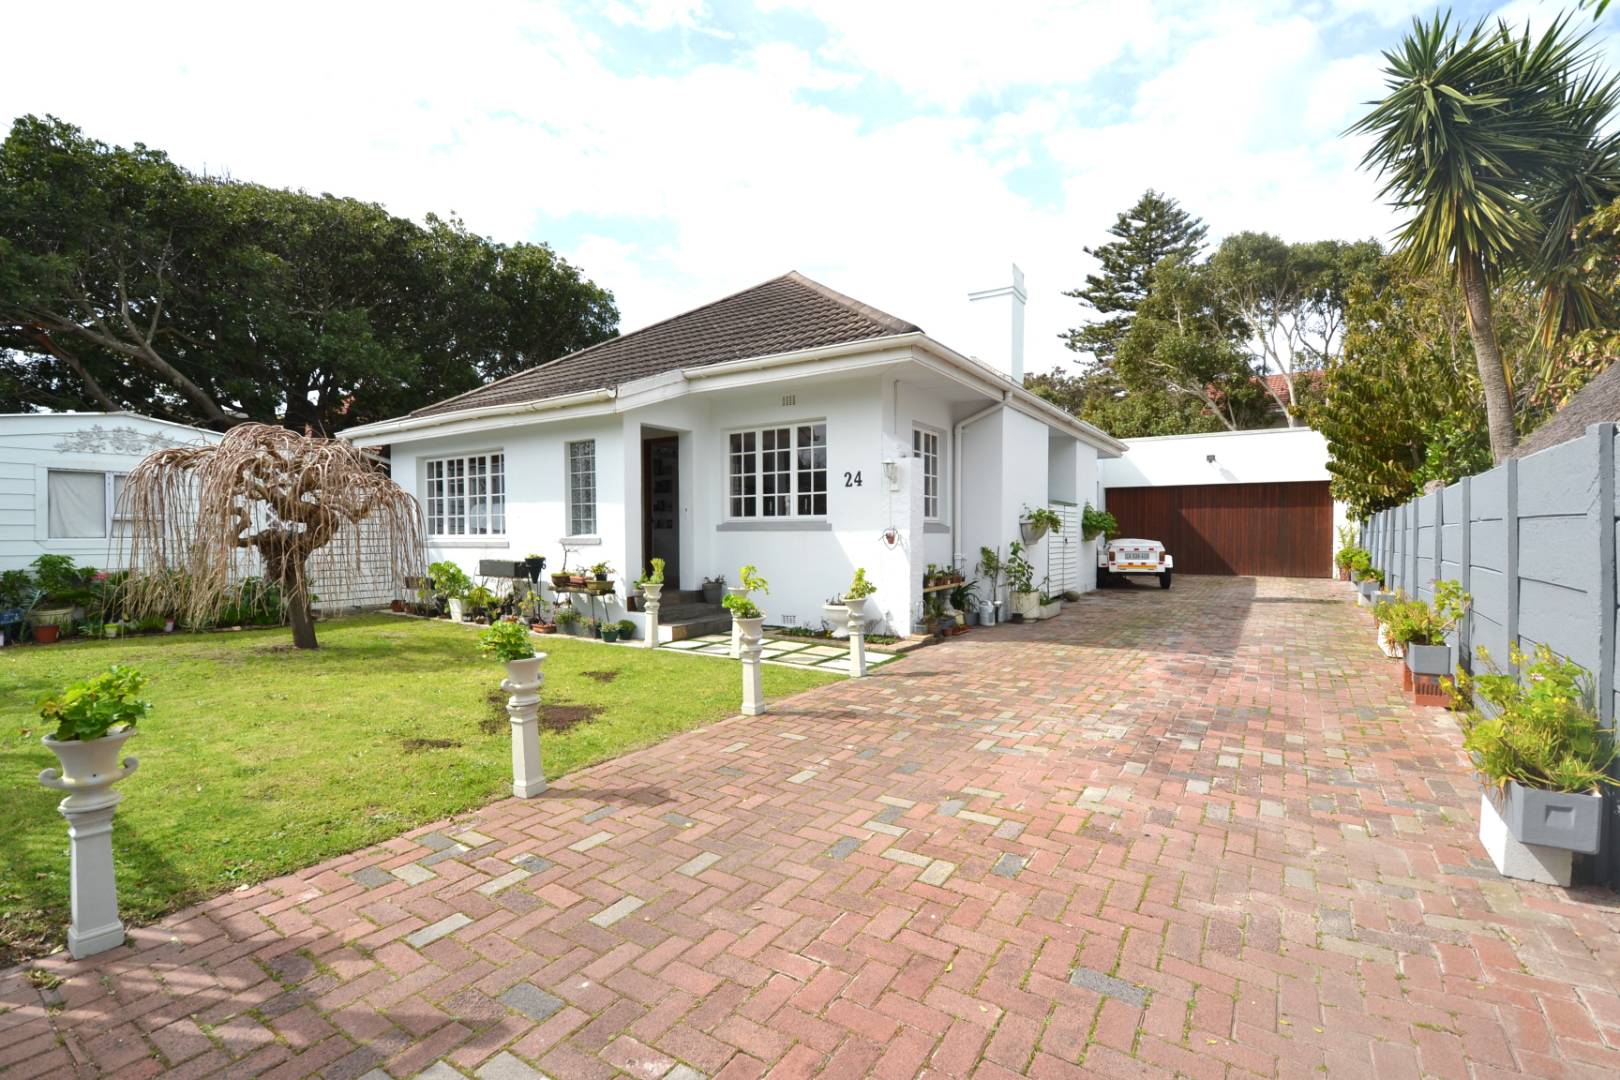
[337,388,617,441]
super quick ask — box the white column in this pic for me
[504,655,546,797]
[739,618,766,715]
[39,737,139,960]
[642,584,662,649]
[846,600,868,678]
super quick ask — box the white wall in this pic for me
[1100,426,1347,576]
[0,413,220,573]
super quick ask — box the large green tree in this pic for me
[0,115,619,431]
[1062,189,1207,365]
[1350,13,1620,462]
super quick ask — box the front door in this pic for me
[641,437,680,588]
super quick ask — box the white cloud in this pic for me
[10,0,1582,384]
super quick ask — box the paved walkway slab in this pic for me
[4,577,1618,1078]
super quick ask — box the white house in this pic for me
[0,412,223,573]
[1100,426,1346,578]
[341,272,1126,635]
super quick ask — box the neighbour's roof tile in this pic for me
[409,271,921,419]
[1514,361,1620,458]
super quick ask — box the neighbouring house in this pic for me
[0,411,223,573]
[1100,426,1346,578]
[341,272,1126,636]
[1514,361,1620,459]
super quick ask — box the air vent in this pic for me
[782,614,797,625]
[781,394,796,407]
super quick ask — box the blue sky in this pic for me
[6,0,1614,374]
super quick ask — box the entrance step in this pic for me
[655,602,731,642]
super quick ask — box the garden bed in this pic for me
[0,615,836,965]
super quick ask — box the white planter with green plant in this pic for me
[481,621,546,798]
[1081,504,1116,543]
[430,560,473,623]
[1456,644,1616,886]
[637,558,665,648]
[722,565,769,713]
[976,546,1004,625]
[37,666,148,958]
[1004,542,1040,620]
[1019,505,1063,545]
[841,569,877,677]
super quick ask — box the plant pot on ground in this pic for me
[600,624,621,643]
[1455,643,1617,886]
[702,577,725,604]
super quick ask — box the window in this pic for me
[913,426,941,520]
[46,470,128,539]
[728,422,826,518]
[424,452,505,536]
[568,440,596,536]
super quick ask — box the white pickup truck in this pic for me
[1097,537,1173,589]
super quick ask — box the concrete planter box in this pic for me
[1356,580,1377,605]
[1010,591,1042,620]
[1404,643,1452,677]
[1479,783,1603,886]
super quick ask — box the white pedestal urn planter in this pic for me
[843,596,871,678]
[39,730,140,959]
[502,654,547,797]
[449,597,466,623]
[737,616,766,715]
[727,587,748,658]
[1478,783,1603,887]
[822,602,850,639]
[641,583,662,650]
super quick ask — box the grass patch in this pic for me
[0,615,837,965]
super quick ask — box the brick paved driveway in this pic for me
[5,576,1620,1079]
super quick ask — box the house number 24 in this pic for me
[843,470,862,487]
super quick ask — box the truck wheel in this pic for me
[1159,571,1172,590]
[1096,568,1110,588]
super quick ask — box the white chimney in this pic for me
[967,264,1026,384]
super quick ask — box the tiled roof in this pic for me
[1515,361,1620,458]
[409,271,921,419]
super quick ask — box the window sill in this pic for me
[428,537,508,548]
[561,535,602,546]
[716,520,833,532]
[924,521,950,534]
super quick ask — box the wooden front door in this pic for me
[641,437,680,588]
[1104,481,1333,577]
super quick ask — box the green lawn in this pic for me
[0,615,838,965]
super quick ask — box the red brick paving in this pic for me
[5,576,1619,1078]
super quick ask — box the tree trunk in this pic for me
[1458,253,1516,463]
[287,579,318,650]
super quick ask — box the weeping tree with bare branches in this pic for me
[119,424,424,648]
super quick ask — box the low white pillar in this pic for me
[39,731,139,959]
[846,598,868,678]
[738,617,766,715]
[504,654,546,798]
[642,583,662,649]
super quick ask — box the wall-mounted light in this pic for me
[882,459,900,491]
[1205,454,1216,464]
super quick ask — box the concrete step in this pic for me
[654,602,730,641]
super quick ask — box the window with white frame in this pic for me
[913,427,941,520]
[727,422,827,518]
[46,470,128,539]
[424,452,505,536]
[568,440,597,536]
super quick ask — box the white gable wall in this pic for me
[1,413,221,573]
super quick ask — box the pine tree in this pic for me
[1062,190,1208,365]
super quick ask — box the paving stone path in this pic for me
[4,576,1620,1078]
[660,633,900,673]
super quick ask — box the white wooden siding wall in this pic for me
[1046,502,1080,593]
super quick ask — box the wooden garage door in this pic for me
[1104,481,1333,578]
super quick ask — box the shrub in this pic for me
[614,619,637,637]
[554,606,581,626]
[30,554,96,607]
[1455,645,1619,794]
[722,594,762,619]
[1081,504,1117,540]
[428,561,472,600]
[1005,542,1035,593]
[1336,544,1370,571]
[844,568,876,600]
[479,620,536,662]
[37,666,151,742]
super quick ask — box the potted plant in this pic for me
[37,665,150,794]
[429,561,473,622]
[1019,505,1063,545]
[586,562,615,594]
[28,555,94,644]
[1005,541,1040,621]
[613,619,636,642]
[550,551,573,590]
[555,606,581,635]
[1038,589,1062,621]
[841,568,878,624]
[523,553,547,583]
[1395,581,1469,702]
[1455,644,1617,885]
[702,574,725,605]
[976,546,1003,625]
[1334,527,1367,583]
[479,618,540,687]
[722,564,768,643]
[466,584,498,620]
[601,621,622,643]
[949,578,980,626]
[637,558,665,610]
[1081,504,1116,542]
[821,594,848,634]
[1371,593,1407,659]
[922,594,951,637]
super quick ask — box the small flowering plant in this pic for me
[37,666,151,742]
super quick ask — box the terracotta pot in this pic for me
[34,624,61,644]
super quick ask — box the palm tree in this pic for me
[1350,13,1617,463]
